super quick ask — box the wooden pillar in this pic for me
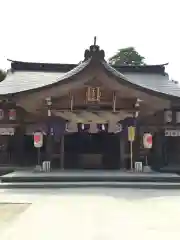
[46,133,52,162]
[112,91,116,112]
[120,132,125,169]
[45,97,52,163]
[60,135,64,169]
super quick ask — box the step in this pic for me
[1,181,180,189]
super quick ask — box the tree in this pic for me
[0,69,6,82]
[109,47,145,65]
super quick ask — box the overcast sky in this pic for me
[0,0,179,80]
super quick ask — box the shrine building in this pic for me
[0,40,180,172]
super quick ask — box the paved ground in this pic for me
[0,203,29,234]
[1,188,180,239]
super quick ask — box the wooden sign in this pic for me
[0,128,14,135]
[165,129,180,137]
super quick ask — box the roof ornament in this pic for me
[84,36,105,61]
[94,36,97,46]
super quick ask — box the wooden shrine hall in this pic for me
[0,40,180,171]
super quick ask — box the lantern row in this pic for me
[0,109,16,121]
[65,122,122,133]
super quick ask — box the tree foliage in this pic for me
[0,69,6,82]
[109,47,145,65]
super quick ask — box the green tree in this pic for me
[0,69,6,82]
[109,47,145,65]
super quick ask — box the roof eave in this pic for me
[101,61,180,101]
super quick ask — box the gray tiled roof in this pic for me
[0,71,65,95]
[0,58,180,99]
[0,59,90,95]
[102,61,180,98]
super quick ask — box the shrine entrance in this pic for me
[63,132,120,169]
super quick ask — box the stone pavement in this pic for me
[1,188,180,239]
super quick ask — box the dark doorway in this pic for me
[164,136,180,165]
[64,132,120,169]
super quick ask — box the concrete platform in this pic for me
[1,181,180,190]
[1,170,180,183]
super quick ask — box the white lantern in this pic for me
[101,124,105,131]
[143,133,153,149]
[164,110,172,123]
[33,132,43,148]
[176,112,180,123]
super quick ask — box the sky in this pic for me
[0,0,180,80]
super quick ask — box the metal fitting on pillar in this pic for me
[134,98,141,118]
[45,97,52,117]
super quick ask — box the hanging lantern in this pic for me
[143,133,153,149]
[9,109,16,120]
[65,122,69,132]
[0,109,4,120]
[77,123,90,132]
[164,110,172,123]
[97,123,108,132]
[176,111,180,123]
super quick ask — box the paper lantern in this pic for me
[33,132,43,148]
[77,123,90,132]
[143,133,153,149]
[97,123,108,132]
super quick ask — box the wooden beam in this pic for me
[112,91,116,112]
[70,95,74,111]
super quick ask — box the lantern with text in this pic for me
[143,133,153,149]
[9,109,16,121]
[0,109,4,120]
[33,132,43,148]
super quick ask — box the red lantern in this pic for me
[9,109,16,120]
[33,132,43,148]
[143,133,153,149]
